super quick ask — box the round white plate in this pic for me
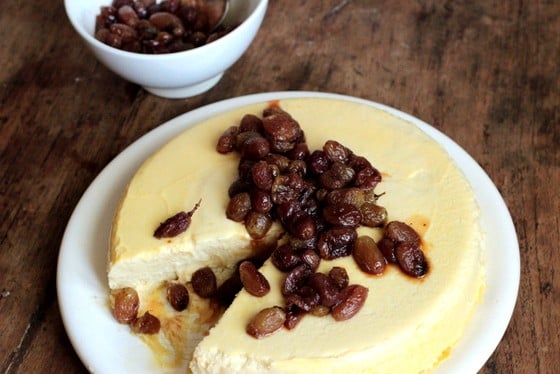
[57,91,519,373]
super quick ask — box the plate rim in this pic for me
[57,91,520,373]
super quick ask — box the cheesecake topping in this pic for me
[153,200,200,239]
[217,104,429,337]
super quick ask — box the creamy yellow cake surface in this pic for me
[108,97,485,373]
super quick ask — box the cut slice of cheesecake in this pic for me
[109,97,485,373]
[108,103,284,292]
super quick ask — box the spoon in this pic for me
[205,0,231,32]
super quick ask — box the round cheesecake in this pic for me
[108,97,485,373]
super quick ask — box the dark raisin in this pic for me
[300,249,320,271]
[167,283,189,311]
[378,237,397,263]
[307,272,341,308]
[395,242,429,278]
[271,244,302,272]
[331,285,368,321]
[215,272,242,307]
[285,286,320,312]
[286,210,316,240]
[239,114,264,133]
[353,236,386,275]
[307,150,330,175]
[284,304,305,329]
[250,189,273,213]
[286,142,310,160]
[384,221,421,246]
[131,311,161,334]
[317,227,357,260]
[283,264,313,296]
[319,162,355,189]
[271,173,305,204]
[323,140,351,163]
[244,211,272,239]
[241,136,270,160]
[328,266,349,289]
[191,266,217,298]
[360,203,387,227]
[154,201,200,238]
[216,126,239,153]
[262,112,301,143]
[239,261,270,297]
[323,203,362,227]
[251,161,277,191]
[226,192,251,222]
[236,131,262,152]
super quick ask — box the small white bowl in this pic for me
[65,0,268,98]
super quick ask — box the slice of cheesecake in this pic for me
[109,97,485,373]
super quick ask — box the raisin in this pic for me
[191,266,217,298]
[331,285,368,321]
[216,126,239,153]
[226,192,251,222]
[244,211,272,239]
[250,189,273,214]
[384,221,421,247]
[307,273,341,308]
[241,136,270,160]
[252,161,277,191]
[112,287,139,324]
[323,140,351,163]
[284,304,305,329]
[167,283,189,311]
[215,273,242,307]
[328,266,349,289]
[317,227,357,260]
[239,114,264,133]
[271,244,302,272]
[378,237,397,263]
[353,236,386,275]
[285,286,320,312]
[286,142,310,160]
[262,112,301,143]
[247,307,286,338]
[300,249,320,272]
[283,264,313,296]
[319,162,355,189]
[154,201,200,238]
[323,203,363,227]
[360,203,387,227]
[271,173,305,205]
[395,242,429,278]
[307,150,330,176]
[286,210,316,240]
[131,311,161,334]
[239,261,270,297]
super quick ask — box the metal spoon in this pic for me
[206,0,231,32]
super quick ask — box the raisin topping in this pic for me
[154,200,200,238]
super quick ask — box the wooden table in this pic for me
[1,0,558,372]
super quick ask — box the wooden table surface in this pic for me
[1,0,558,373]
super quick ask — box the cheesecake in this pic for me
[108,97,485,373]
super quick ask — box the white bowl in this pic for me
[65,0,268,98]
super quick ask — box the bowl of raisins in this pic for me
[65,0,267,98]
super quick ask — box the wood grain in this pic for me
[1,0,558,372]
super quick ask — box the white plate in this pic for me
[57,92,519,373]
